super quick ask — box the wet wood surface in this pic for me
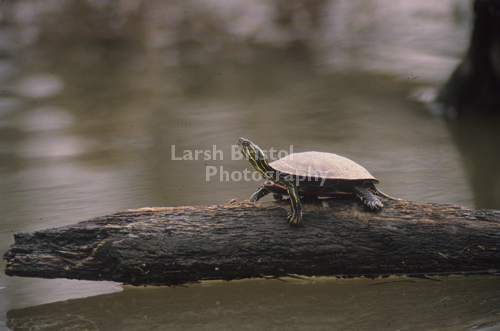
[4,198,500,285]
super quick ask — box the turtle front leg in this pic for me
[353,185,383,210]
[249,184,270,202]
[284,182,303,225]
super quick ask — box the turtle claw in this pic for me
[353,185,384,211]
[287,211,303,225]
[365,199,383,210]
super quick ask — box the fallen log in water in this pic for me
[4,198,500,285]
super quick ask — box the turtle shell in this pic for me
[269,152,378,182]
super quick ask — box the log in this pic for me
[4,198,500,285]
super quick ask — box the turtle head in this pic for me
[238,137,267,163]
[238,138,273,178]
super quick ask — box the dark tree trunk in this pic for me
[437,0,500,117]
[4,198,500,285]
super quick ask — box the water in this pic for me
[5,276,500,331]
[1,0,499,330]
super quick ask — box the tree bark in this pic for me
[4,198,500,285]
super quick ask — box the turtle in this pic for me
[238,137,392,225]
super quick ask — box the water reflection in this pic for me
[447,118,500,209]
[12,74,64,99]
[6,276,500,331]
[0,0,496,329]
[18,107,74,132]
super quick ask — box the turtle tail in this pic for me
[374,189,399,200]
[367,182,400,200]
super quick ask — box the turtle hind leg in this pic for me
[353,185,383,210]
[250,184,270,202]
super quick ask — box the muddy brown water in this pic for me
[1,1,499,330]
